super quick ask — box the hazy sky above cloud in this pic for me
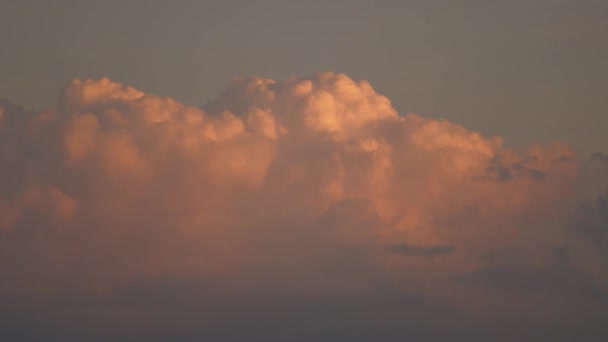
[1,1,608,341]
[1,0,607,153]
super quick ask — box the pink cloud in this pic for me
[0,73,605,338]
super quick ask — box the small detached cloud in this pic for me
[388,243,455,257]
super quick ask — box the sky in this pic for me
[1,1,608,341]
[2,0,607,153]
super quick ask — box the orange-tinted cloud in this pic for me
[0,73,606,339]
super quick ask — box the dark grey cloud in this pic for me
[389,243,455,257]
[477,155,547,182]
[591,152,608,163]
[456,246,606,301]
[570,191,608,243]
[2,274,607,342]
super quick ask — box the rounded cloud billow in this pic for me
[0,72,606,339]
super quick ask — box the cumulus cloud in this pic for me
[0,72,606,340]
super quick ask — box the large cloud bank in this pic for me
[0,73,606,340]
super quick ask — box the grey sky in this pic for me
[1,0,607,153]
